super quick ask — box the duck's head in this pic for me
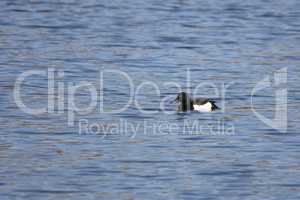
[174,92,193,111]
[175,92,190,103]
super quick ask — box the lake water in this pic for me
[1,0,300,199]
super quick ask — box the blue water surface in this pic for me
[0,0,300,199]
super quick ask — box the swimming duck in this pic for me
[174,92,219,112]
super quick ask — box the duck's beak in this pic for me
[171,96,179,103]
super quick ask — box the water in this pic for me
[1,0,300,199]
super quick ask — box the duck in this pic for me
[174,92,219,112]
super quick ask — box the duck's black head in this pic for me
[175,92,189,102]
[175,92,193,111]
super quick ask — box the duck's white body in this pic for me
[175,92,219,112]
[193,102,213,112]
